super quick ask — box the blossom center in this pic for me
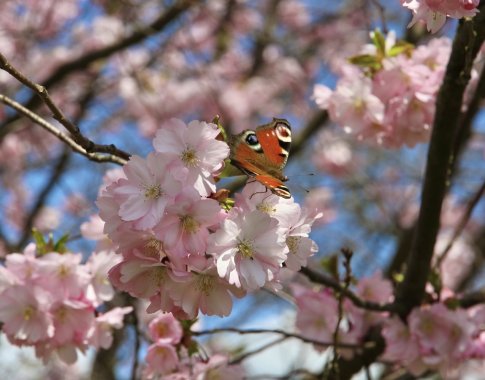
[237,239,254,259]
[257,202,276,214]
[181,147,198,168]
[152,267,168,286]
[144,184,162,200]
[55,306,67,322]
[58,264,70,278]
[196,274,214,296]
[144,238,164,259]
[23,306,34,321]
[287,236,301,254]
[180,215,200,234]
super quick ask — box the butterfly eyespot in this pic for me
[276,124,291,138]
[245,133,259,146]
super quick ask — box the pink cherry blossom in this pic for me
[312,129,356,177]
[89,306,133,349]
[401,0,479,33]
[148,312,183,344]
[381,317,424,370]
[153,119,229,196]
[295,287,339,344]
[154,188,223,257]
[145,341,179,376]
[317,76,385,137]
[284,208,320,271]
[193,354,244,380]
[114,153,181,230]
[235,181,300,228]
[0,285,54,343]
[86,250,121,304]
[50,299,94,346]
[167,256,245,318]
[36,252,91,300]
[5,243,40,284]
[208,209,288,291]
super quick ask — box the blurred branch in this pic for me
[394,12,485,318]
[16,149,70,250]
[458,288,485,308]
[0,53,131,161]
[435,177,485,267]
[453,60,485,159]
[0,0,198,139]
[300,266,396,312]
[230,337,286,365]
[192,327,366,350]
[388,36,485,281]
[246,0,281,78]
[0,94,127,165]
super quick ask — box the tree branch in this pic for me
[0,0,198,139]
[394,12,485,318]
[191,327,367,350]
[299,267,396,312]
[0,53,131,161]
[0,94,127,165]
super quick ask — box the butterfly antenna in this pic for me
[249,188,271,200]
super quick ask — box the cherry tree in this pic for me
[1,1,485,379]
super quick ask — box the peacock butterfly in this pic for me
[228,118,292,199]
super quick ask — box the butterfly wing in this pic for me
[229,118,292,198]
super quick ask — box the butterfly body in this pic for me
[229,118,292,199]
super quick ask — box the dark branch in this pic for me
[394,12,485,318]
[300,267,396,312]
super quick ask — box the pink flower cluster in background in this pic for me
[294,271,485,377]
[382,302,485,377]
[0,243,132,364]
[401,0,479,33]
[143,312,244,379]
[96,119,320,319]
[313,32,459,148]
[294,271,393,359]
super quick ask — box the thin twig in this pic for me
[0,53,131,161]
[230,337,286,365]
[369,0,388,34]
[191,327,369,350]
[436,177,485,267]
[300,266,396,312]
[0,94,127,165]
[330,248,354,379]
[16,149,70,249]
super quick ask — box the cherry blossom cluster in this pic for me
[143,312,243,379]
[0,243,132,364]
[96,119,320,319]
[313,31,462,148]
[295,272,485,376]
[401,0,479,33]
[382,301,485,377]
[294,271,393,358]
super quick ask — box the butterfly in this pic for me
[228,118,292,199]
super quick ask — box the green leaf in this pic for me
[348,54,382,70]
[371,30,386,56]
[32,228,46,254]
[388,42,414,58]
[54,233,70,254]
